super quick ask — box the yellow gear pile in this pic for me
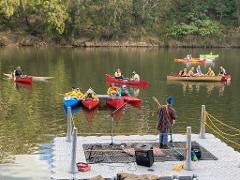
[81,92,98,100]
[107,87,119,95]
[65,91,83,99]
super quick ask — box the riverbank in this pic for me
[1,32,240,48]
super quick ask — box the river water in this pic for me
[0,48,239,163]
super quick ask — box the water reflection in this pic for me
[14,82,33,91]
[129,87,140,97]
[167,81,230,96]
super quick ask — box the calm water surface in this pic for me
[0,48,239,162]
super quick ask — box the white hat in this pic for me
[122,85,126,88]
[87,88,93,94]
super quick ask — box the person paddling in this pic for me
[114,68,123,79]
[206,67,215,77]
[82,88,98,100]
[156,96,176,149]
[131,71,140,81]
[219,66,226,76]
[195,65,203,76]
[13,66,24,78]
[107,83,119,96]
[118,85,130,96]
[65,87,83,100]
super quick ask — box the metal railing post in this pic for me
[199,105,206,139]
[70,127,78,174]
[66,107,72,142]
[184,126,192,171]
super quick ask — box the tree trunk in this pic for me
[19,0,31,28]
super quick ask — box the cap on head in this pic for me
[17,66,21,69]
[167,96,173,105]
[87,88,93,94]
[122,85,126,88]
[132,71,136,74]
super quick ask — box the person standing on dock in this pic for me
[156,96,176,149]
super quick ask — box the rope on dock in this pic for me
[204,111,240,147]
[206,113,240,137]
[205,122,240,147]
[206,112,240,132]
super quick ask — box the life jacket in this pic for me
[122,89,128,96]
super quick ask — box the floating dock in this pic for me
[51,133,240,180]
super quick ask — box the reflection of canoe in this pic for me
[3,73,53,82]
[81,99,99,110]
[166,80,229,87]
[105,74,148,87]
[167,73,231,82]
[63,96,80,107]
[175,58,206,63]
[123,96,141,105]
[106,98,124,109]
[107,106,124,122]
[15,82,33,90]
[64,106,80,116]
[82,108,98,122]
[200,54,219,59]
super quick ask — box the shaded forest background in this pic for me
[1,0,240,47]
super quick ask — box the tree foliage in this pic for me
[0,0,239,39]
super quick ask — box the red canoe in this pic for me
[106,98,125,109]
[15,77,33,84]
[105,74,148,87]
[82,99,99,110]
[175,58,206,63]
[123,96,141,105]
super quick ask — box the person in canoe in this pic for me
[65,87,83,100]
[107,83,120,96]
[13,66,24,78]
[187,67,195,76]
[156,96,176,149]
[114,68,123,79]
[81,88,98,100]
[206,67,215,77]
[195,65,203,76]
[118,85,130,96]
[219,66,227,76]
[178,67,187,76]
[131,71,140,81]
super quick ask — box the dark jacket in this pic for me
[156,105,176,131]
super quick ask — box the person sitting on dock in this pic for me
[187,67,195,76]
[114,68,123,79]
[82,88,98,100]
[195,65,203,76]
[206,67,215,77]
[13,66,24,78]
[219,66,227,76]
[107,83,119,96]
[65,87,83,100]
[131,71,140,81]
[118,85,130,96]
[157,96,176,149]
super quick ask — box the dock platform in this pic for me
[51,133,240,180]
